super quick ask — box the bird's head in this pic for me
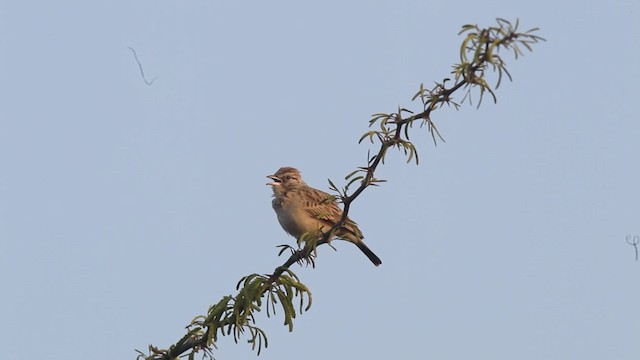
[267,167,306,192]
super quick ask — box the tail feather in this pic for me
[356,241,382,266]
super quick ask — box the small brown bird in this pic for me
[267,167,382,266]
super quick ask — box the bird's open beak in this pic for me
[266,175,281,186]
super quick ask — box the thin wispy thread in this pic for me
[127,47,157,85]
[626,235,639,261]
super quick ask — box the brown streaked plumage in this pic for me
[267,167,382,266]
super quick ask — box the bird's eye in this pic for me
[285,175,292,180]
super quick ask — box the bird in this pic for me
[267,167,382,266]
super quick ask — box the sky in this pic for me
[1,1,639,359]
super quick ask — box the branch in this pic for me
[128,47,157,86]
[137,18,544,360]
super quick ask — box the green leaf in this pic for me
[327,178,339,192]
[344,169,361,180]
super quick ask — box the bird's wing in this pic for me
[300,187,363,239]
[300,187,341,221]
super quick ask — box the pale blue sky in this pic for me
[1,1,639,359]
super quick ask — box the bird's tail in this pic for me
[356,241,382,266]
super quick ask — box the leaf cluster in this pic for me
[136,265,312,360]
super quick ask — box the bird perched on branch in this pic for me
[267,167,382,266]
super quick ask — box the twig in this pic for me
[127,47,157,85]
[626,235,639,261]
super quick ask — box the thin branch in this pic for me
[626,235,639,261]
[128,47,157,86]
